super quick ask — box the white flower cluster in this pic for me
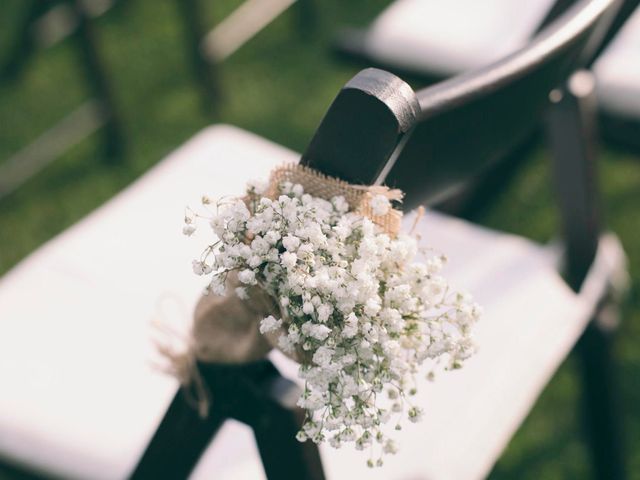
[185,180,481,466]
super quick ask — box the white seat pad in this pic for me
[363,0,555,75]
[0,126,602,479]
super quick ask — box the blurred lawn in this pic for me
[0,1,638,479]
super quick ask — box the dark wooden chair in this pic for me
[0,0,124,198]
[0,0,628,479]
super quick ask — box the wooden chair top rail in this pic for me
[386,0,623,208]
[300,0,629,209]
[415,0,619,120]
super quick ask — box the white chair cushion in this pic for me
[0,125,619,479]
[594,7,640,118]
[363,0,555,75]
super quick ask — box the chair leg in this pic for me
[211,361,325,480]
[132,361,325,479]
[175,0,220,115]
[546,70,627,480]
[0,0,51,81]
[253,405,324,480]
[130,388,226,480]
[576,304,626,480]
[250,372,325,480]
[70,0,125,161]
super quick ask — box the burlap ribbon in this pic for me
[159,163,404,415]
[265,163,403,237]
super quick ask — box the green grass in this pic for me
[1,1,639,478]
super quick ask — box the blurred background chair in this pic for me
[0,0,630,479]
[335,0,640,150]
[177,0,316,114]
[0,0,124,199]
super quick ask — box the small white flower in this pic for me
[282,235,301,251]
[302,322,331,341]
[191,260,211,276]
[247,179,267,195]
[317,304,332,322]
[407,406,423,423]
[312,346,334,367]
[209,215,225,237]
[292,184,304,197]
[311,324,331,341]
[265,230,281,245]
[259,315,282,334]
[251,236,269,254]
[182,224,197,236]
[383,440,398,454]
[248,255,262,268]
[342,312,358,338]
[208,275,226,295]
[302,301,314,314]
[237,269,256,285]
[278,333,296,353]
[370,194,391,216]
[281,251,298,268]
[364,298,381,316]
[331,196,349,213]
[235,287,249,300]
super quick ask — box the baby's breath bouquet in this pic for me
[182,164,481,466]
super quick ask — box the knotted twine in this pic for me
[157,163,404,417]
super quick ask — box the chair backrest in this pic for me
[384,0,621,209]
[301,0,622,208]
